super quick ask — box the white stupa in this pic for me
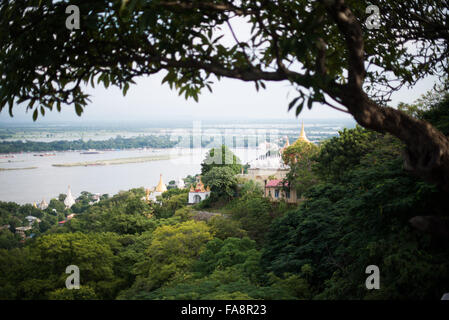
[177,177,185,189]
[64,186,76,208]
[39,199,48,210]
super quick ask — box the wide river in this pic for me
[0,147,262,204]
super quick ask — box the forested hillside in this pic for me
[1,94,448,300]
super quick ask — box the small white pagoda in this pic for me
[64,186,76,208]
[176,177,185,189]
[38,199,48,210]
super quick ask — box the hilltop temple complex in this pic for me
[239,121,313,203]
[240,121,312,186]
[40,124,310,210]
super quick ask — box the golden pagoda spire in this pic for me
[284,136,290,148]
[155,174,168,193]
[295,120,310,143]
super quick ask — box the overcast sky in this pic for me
[0,71,439,125]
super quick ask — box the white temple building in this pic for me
[167,177,186,190]
[64,186,76,208]
[188,177,211,204]
[243,140,289,185]
[25,216,41,226]
[176,177,186,189]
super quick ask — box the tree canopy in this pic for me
[201,145,242,175]
[262,118,449,299]
[1,0,449,191]
[1,100,449,299]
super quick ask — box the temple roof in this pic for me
[189,177,210,193]
[266,179,289,188]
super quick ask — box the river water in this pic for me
[0,147,261,204]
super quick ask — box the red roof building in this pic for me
[264,179,299,204]
[265,179,289,188]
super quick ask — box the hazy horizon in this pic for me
[0,71,439,125]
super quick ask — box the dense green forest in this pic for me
[0,135,178,153]
[1,94,448,300]
[0,134,278,154]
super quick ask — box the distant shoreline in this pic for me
[52,155,177,167]
[0,166,37,171]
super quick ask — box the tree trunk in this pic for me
[340,86,449,193]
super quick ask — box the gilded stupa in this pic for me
[293,121,311,144]
[146,174,167,203]
[155,174,168,193]
[142,188,151,202]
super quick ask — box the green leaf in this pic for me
[307,97,313,109]
[75,104,83,116]
[296,101,304,116]
[289,97,300,111]
[123,82,130,96]
[33,109,38,121]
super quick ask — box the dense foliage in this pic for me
[200,145,242,175]
[282,140,320,196]
[263,128,449,299]
[1,95,449,299]
[202,166,238,202]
